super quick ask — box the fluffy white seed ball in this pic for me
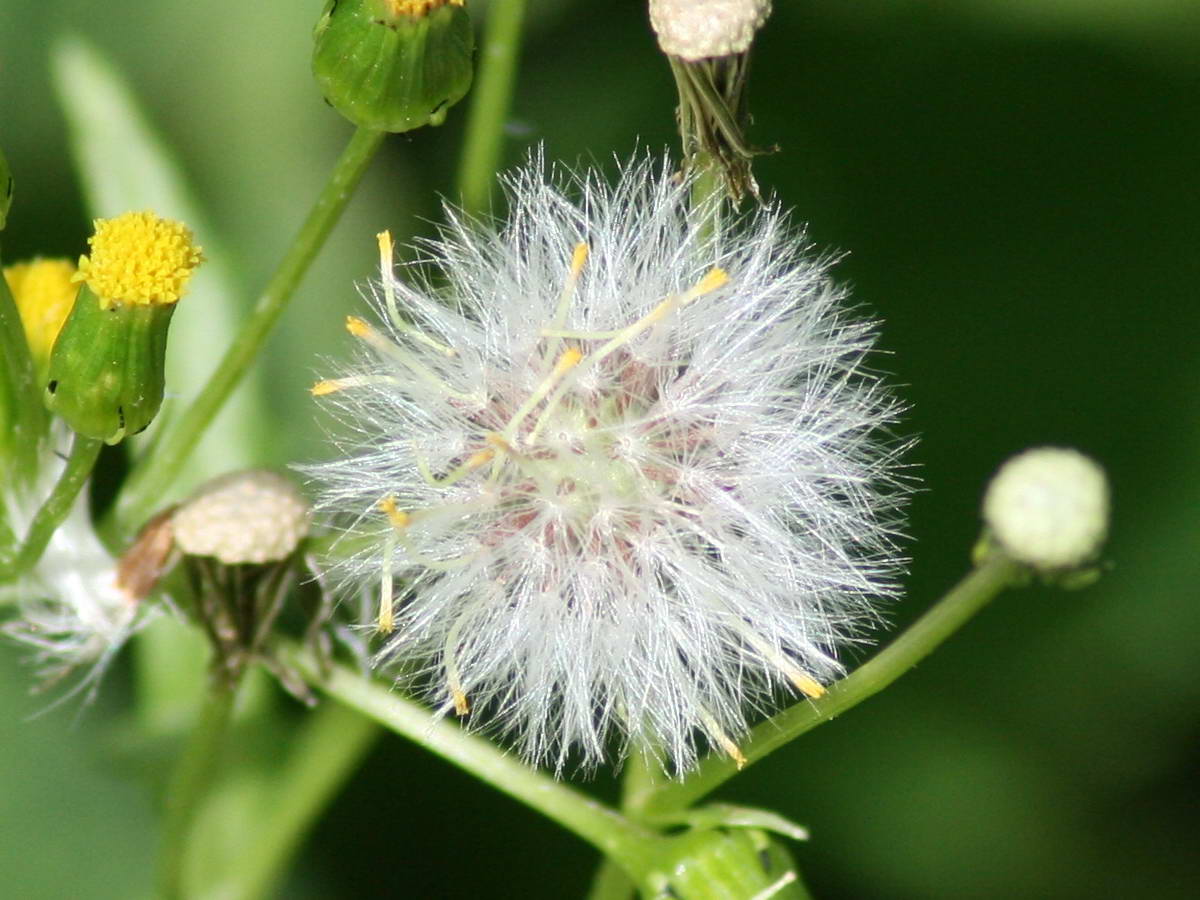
[649,0,772,60]
[173,469,310,565]
[983,447,1109,570]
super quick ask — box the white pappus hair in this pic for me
[304,153,910,773]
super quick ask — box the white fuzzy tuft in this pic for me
[3,437,140,702]
[649,0,772,60]
[304,154,909,772]
[983,446,1108,571]
[173,469,310,565]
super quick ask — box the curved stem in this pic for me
[642,555,1024,817]
[158,678,239,899]
[222,701,380,900]
[279,639,664,881]
[0,434,102,579]
[107,126,386,540]
[456,0,528,215]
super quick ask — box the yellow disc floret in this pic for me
[3,257,79,370]
[74,211,203,309]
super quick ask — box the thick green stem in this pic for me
[0,434,101,579]
[108,126,386,540]
[642,555,1024,817]
[158,678,239,900]
[219,701,380,900]
[280,640,664,881]
[456,0,527,215]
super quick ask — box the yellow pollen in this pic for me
[451,689,470,716]
[74,211,203,309]
[569,242,589,277]
[3,258,79,368]
[378,495,411,530]
[465,448,494,468]
[792,673,826,699]
[376,230,394,265]
[346,315,371,338]
[553,346,584,375]
[310,379,341,396]
[688,266,729,300]
[485,433,513,453]
[387,0,463,18]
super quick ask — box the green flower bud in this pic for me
[641,828,806,899]
[45,211,203,444]
[0,155,49,488]
[312,0,474,133]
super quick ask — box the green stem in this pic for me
[221,701,380,900]
[280,639,664,881]
[642,555,1024,817]
[107,126,386,540]
[456,0,527,215]
[0,434,102,579]
[586,748,658,900]
[158,678,239,900]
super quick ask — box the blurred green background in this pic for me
[2,0,1198,897]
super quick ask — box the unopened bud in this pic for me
[45,211,203,444]
[173,469,310,565]
[312,0,474,133]
[982,447,1109,572]
[649,0,772,61]
[3,258,79,379]
[642,827,805,899]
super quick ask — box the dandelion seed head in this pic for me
[304,154,909,772]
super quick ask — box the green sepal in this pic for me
[639,827,808,899]
[0,146,12,230]
[45,282,175,444]
[0,156,49,492]
[312,0,474,133]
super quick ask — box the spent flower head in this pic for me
[305,155,908,771]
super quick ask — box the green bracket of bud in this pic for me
[45,282,175,444]
[0,146,12,231]
[312,0,474,133]
[0,155,48,492]
[639,826,809,899]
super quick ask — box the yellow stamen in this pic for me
[376,230,394,266]
[689,266,729,299]
[74,210,203,309]
[3,258,79,369]
[700,711,747,769]
[346,315,371,338]
[388,0,463,18]
[379,495,411,530]
[569,241,589,277]
[378,531,397,634]
[502,347,584,442]
[791,673,826,700]
[451,689,470,716]
[310,374,401,396]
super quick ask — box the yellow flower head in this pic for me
[3,257,79,370]
[74,211,203,310]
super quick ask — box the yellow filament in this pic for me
[700,711,747,770]
[502,347,584,442]
[378,530,397,634]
